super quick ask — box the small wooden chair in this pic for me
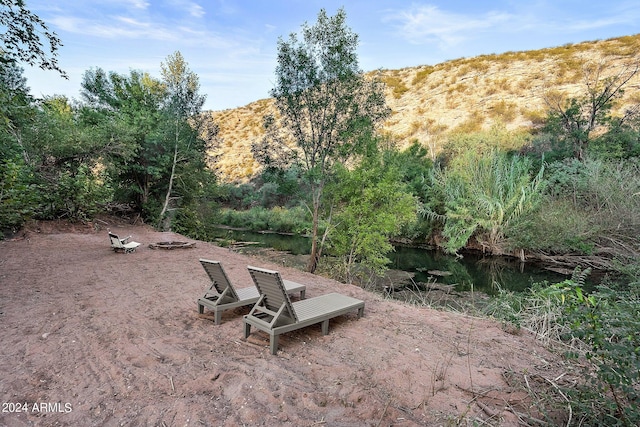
[108,232,141,254]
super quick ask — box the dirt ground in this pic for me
[0,219,568,426]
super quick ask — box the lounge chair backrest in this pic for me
[109,232,124,248]
[199,259,239,301]
[248,266,298,322]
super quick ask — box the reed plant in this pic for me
[424,149,545,254]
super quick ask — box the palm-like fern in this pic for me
[427,150,545,254]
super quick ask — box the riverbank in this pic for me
[0,218,571,426]
[206,226,615,299]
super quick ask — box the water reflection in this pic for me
[388,246,568,295]
[209,228,570,294]
[210,228,311,255]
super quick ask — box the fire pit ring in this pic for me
[148,241,196,250]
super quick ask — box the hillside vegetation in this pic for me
[208,34,640,182]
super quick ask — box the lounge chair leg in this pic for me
[198,304,204,314]
[357,306,364,318]
[321,320,329,335]
[214,311,222,325]
[243,322,251,339]
[270,335,279,355]
[300,289,306,299]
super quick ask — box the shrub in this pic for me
[589,127,640,160]
[487,271,640,426]
[39,164,113,222]
[505,198,595,253]
[488,100,518,123]
[411,67,434,86]
[561,280,640,426]
[382,74,409,99]
[325,154,417,283]
[218,183,258,209]
[541,157,640,258]
[215,206,310,235]
[450,111,484,134]
[0,157,40,232]
[521,108,547,127]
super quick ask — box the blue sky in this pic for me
[20,0,640,111]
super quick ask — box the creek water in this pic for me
[210,228,571,295]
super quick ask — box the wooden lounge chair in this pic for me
[108,232,141,253]
[197,259,306,325]
[244,266,365,354]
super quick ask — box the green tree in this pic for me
[80,60,216,228]
[0,61,34,162]
[0,155,38,231]
[80,68,167,215]
[0,0,66,76]
[326,147,416,283]
[4,95,114,221]
[588,111,640,160]
[384,141,435,240]
[264,8,390,272]
[157,51,212,230]
[387,141,433,202]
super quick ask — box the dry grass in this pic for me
[208,34,640,182]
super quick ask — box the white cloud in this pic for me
[165,0,206,18]
[130,0,150,9]
[187,2,205,18]
[384,4,513,47]
[101,0,149,9]
[384,1,640,49]
[562,8,640,32]
[50,15,176,41]
[48,3,208,43]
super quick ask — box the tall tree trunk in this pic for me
[11,128,30,165]
[159,132,179,230]
[306,183,323,273]
[307,201,320,273]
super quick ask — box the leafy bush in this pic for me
[562,281,640,426]
[539,157,640,257]
[257,182,280,208]
[487,271,640,426]
[505,198,595,253]
[39,164,112,222]
[589,125,640,160]
[325,154,417,283]
[215,206,310,235]
[217,183,258,210]
[0,157,40,232]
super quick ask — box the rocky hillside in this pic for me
[206,34,640,182]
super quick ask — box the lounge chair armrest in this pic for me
[121,235,132,243]
[246,298,291,329]
[247,295,266,317]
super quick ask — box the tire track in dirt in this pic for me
[1,223,568,426]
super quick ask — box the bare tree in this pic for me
[543,60,639,160]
